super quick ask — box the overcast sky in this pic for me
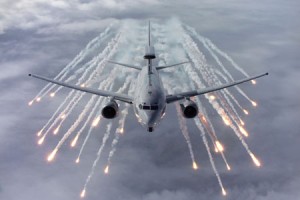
[1,0,300,200]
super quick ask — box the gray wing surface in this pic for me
[29,74,133,104]
[107,60,141,70]
[156,61,190,70]
[166,73,268,104]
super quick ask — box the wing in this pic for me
[156,61,190,70]
[107,60,141,70]
[29,74,133,104]
[166,73,268,104]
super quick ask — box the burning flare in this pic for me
[222,188,227,196]
[50,92,55,97]
[60,114,66,119]
[251,80,256,85]
[47,149,58,162]
[80,189,86,198]
[192,162,198,170]
[222,115,231,126]
[239,126,249,137]
[76,158,80,164]
[28,101,33,106]
[104,165,109,174]
[71,135,79,147]
[226,165,231,171]
[53,126,60,135]
[215,141,224,152]
[243,109,249,115]
[240,120,245,126]
[36,97,41,102]
[92,116,101,127]
[37,130,42,137]
[250,153,261,167]
[209,95,216,100]
[251,101,257,107]
[38,136,45,145]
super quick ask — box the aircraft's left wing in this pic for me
[166,73,268,104]
[29,74,133,104]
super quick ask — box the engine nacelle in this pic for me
[180,100,198,118]
[101,100,119,119]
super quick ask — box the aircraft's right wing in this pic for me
[29,74,134,104]
[166,73,268,104]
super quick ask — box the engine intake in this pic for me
[180,100,198,118]
[101,100,119,119]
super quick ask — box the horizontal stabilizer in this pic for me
[156,61,190,70]
[107,60,141,70]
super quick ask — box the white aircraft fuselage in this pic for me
[133,60,166,132]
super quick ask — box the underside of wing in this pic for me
[29,74,133,104]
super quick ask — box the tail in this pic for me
[144,21,156,60]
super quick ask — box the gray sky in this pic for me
[1,0,300,200]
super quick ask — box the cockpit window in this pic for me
[138,104,159,110]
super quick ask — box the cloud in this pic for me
[0,0,161,34]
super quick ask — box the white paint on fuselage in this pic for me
[133,62,166,129]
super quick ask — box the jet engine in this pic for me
[180,100,198,118]
[101,100,119,119]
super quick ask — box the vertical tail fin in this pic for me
[148,21,151,46]
[144,21,156,60]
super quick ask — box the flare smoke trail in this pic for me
[194,118,227,196]
[184,25,255,106]
[30,25,116,102]
[214,69,252,113]
[77,73,132,161]
[81,123,113,198]
[185,25,249,77]
[175,103,198,169]
[76,80,116,161]
[37,32,122,142]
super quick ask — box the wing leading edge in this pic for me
[29,74,133,104]
[166,72,268,104]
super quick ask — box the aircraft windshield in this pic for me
[139,104,158,110]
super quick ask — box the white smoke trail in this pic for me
[50,96,97,155]
[185,25,249,78]
[104,105,130,173]
[76,81,116,161]
[39,32,122,143]
[214,68,253,109]
[76,73,132,161]
[31,24,116,102]
[80,122,113,197]
[185,26,235,82]
[194,118,227,196]
[49,32,122,96]
[175,103,198,169]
